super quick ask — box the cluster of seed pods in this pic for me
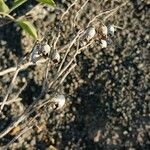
[30,41,65,108]
[29,23,115,109]
[83,24,115,48]
[30,42,60,64]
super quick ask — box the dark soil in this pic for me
[0,0,149,149]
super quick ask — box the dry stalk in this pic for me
[3,125,33,150]
[0,81,27,106]
[57,30,83,73]
[3,114,39,150]
[73,0,89,26]
[0,58,48,111]
[0,98,21,106]
[0,87,57,139]
[0,67,16,76]
[60,0,78,21]
[52,40,94,89]
[0,69,20,110]
[56,63,77,88]
[40,59,51,97]
[0,59,48,76]
[87,1,128,27]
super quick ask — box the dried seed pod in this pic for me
[101,24,108,36]
[84,26,96,41]
[100,39,107,48]
[98,24,108,40]
[31,43,42,63]
[52,94,65,109]
[108,24,115,36]
[30,43,51,63]
[51,49,60,63]
[42,44,51,56]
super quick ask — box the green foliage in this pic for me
[36,0,55,7]
[16,19,38,39]
[0,0,56,39]
[0,0,10,13]
[10,0,28,13]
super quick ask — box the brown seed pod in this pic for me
[97,24,108,40]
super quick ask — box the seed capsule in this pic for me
[100,39,107,48]
[42,44,51,56]
[84,26,96,41]
[52,94,65,109]
[99,24,108,39]
[108,24,115,36]
[51,49,60,63]
[31,43,42,63]
[31,43,51,63]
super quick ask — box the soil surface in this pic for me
[0,0,149,149]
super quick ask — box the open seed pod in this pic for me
[30,43,42,63]
[30,42,51,63]
[100,39,107,48]
[42,43,51,57]
[97,24,108,40]
[51,49,60,63]
[51,94,66,110]
[84,26,96,41]
[108,24,115,36]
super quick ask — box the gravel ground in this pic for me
[0,0,150,149]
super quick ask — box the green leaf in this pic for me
[10,0,28,13]
[36,0,55,7]
[16,19,38,39]
[0,0,10,13]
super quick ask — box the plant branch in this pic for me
[0,12,15,20]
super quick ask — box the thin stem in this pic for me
[87,2,128,27]
[40,59,50,96]
[59,63,76,85]
[9,0,28,13]
[61,0,78,21]
[0,12,15,20]
[0,81,27,106]
[3,114,38,149]
[113,25,124,30]
[3,126,33,150]
[0,69,19,111]
[0,98,21,106]
[52,40,94,89]
[74,0,89,23]
[0,59,47,76]
[57,30,83,73]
